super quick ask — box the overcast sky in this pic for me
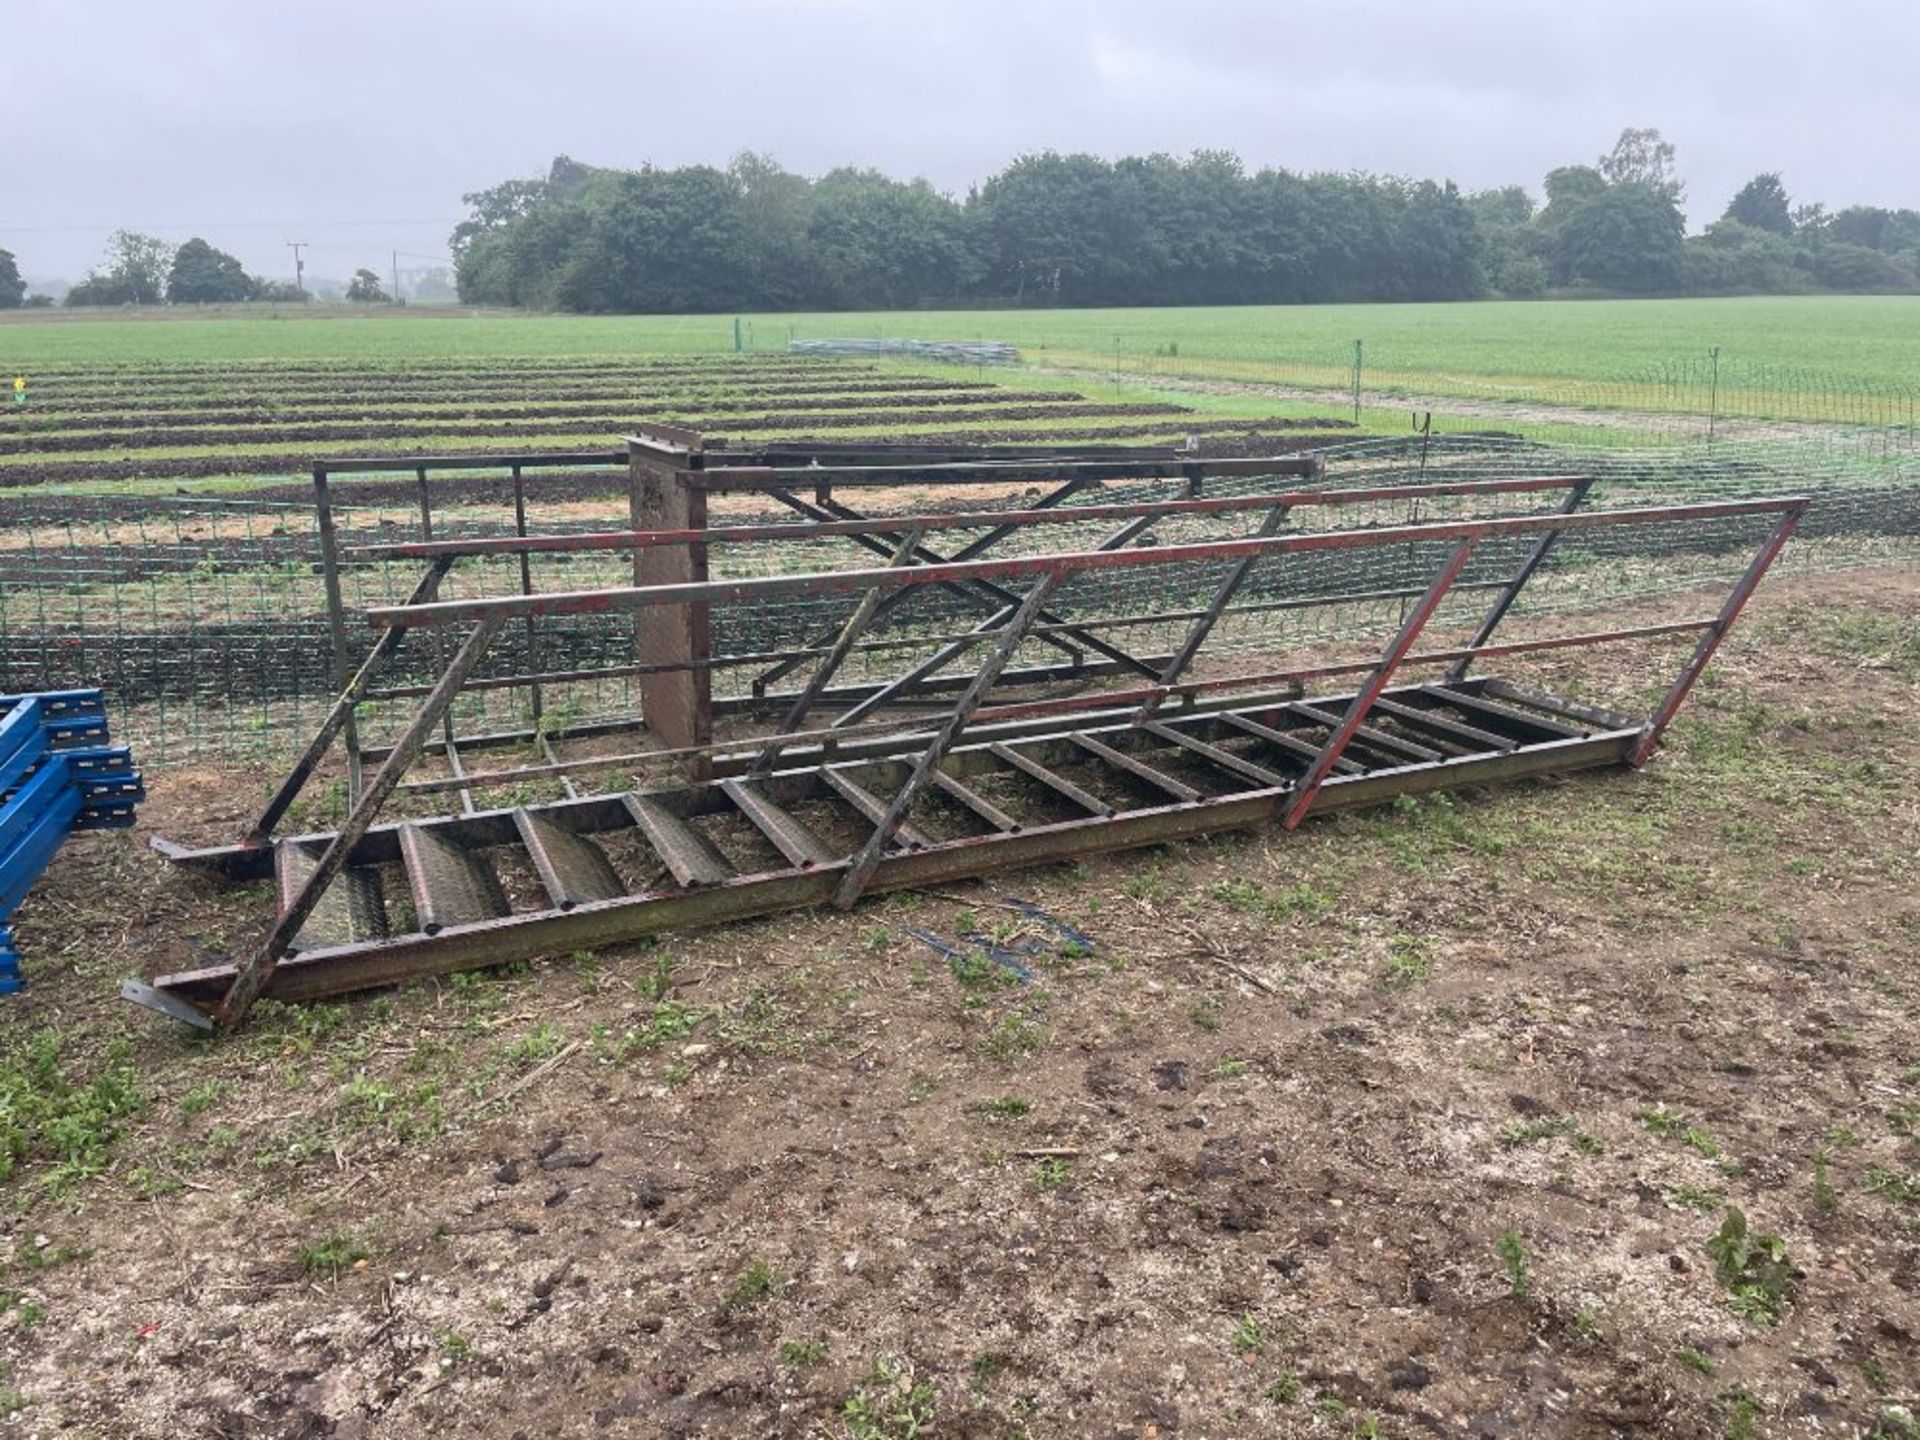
[4,0,1917,285]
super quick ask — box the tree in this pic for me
[65,230,173,306]
[1723,174,1792,236]
[1598,128,1684,205]
[102,230,173,304]
[0,249,23,309]
[167,237,252,303]
[345,268,391,303]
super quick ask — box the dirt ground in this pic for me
[0,571,1914,1439]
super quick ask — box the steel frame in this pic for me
[145,438,1806,1027]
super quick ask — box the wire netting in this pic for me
[0,430,1912,767]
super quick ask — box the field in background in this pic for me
[5,294,1919,387]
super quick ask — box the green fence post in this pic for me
[733,317,743,353]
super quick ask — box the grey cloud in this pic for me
[4,0,1916,280]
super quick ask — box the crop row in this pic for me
[0,414,1344,493]
[0,377,1001,426]
[0,390,1108,455]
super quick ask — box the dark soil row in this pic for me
[0,419,1353,510]
[0,392,1100,456]
[7,356,852,384]
[0,378,999,427]
[0,403,1197,486]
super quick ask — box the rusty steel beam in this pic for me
[1628,506,1805,766]
[1281,539,1477,829]
[363,497,1812,630]
[685,455,1322,491]
[348,475,1590,562]
[140,726,1639,1012]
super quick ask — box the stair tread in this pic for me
[399,822,510,933]
[623,794,735,889]
[719,778,837,869]
[514,808,626,909]
[276,840,390,950]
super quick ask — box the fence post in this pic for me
[629,433,713,779]
[1707,346,1720,444]
[1351,340,1364,426]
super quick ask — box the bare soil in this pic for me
[0,571,1914,1439]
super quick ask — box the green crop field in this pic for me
[4,294,1917,386]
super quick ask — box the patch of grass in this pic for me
[980,1010,1047,1062]
[1031,1157,1070,1192]
[1496,1230,1530,1297]
[435,1328,475,1363]
[1812,1149,1837,1213]
[778,1338,827,1369]
[1639,1105,1721,1158]
[178,1079,227,1119]
[1676,1345,1715,1375]
[1208,878,1331,922]
[1863,1169,1918,1206]
[0,1030,147,1193]
[611,999,705,1060]
[1667,1183,1725,1214]
[1716,1387,1764,1440]
[1187,996,1224,1032]
[505,1022,565,1065]
[1265,1373,1301,1405]
[1211,1059,1251,1080]
[726,1259,788,1309]
[1385,931,1436,984]
[1705,1207,1793,1325]
[843,1354,936,1440]
[297,1234,369,1278]
[1499,1114,1601,1154]
[1231,1310,1267,1355]
[966,1096,1032,1120]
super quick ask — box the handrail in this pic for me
[349,475,1593,560]
[364,495,1812,629]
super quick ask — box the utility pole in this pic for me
[391,250,401,305]
[286,241,309,297]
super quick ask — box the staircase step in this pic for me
[1069,733,1202,802]
[1369,697,1516,753]
[1217,713,1363,776]
[622,794,735,889]
[821,767,936,850]
[513,808,627,910]
[1286,704,1443,765]
[719,778,837,869]
[275,840,390,950]
[398,823,510,933]
[988,743,1113,817]
[1141,721,1287,787]
[931,770,1021,833]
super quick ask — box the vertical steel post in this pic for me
[312,464,364,802]
[1628,506,1805,767]
[511,463,542,729]
[833,572,1065,909]
[1281,538,1477,830]
[1444,478,1594,682]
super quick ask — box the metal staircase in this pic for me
[145,676,1633,1012]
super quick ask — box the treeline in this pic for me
[0,232,398,309]
[451,132,1920,313]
